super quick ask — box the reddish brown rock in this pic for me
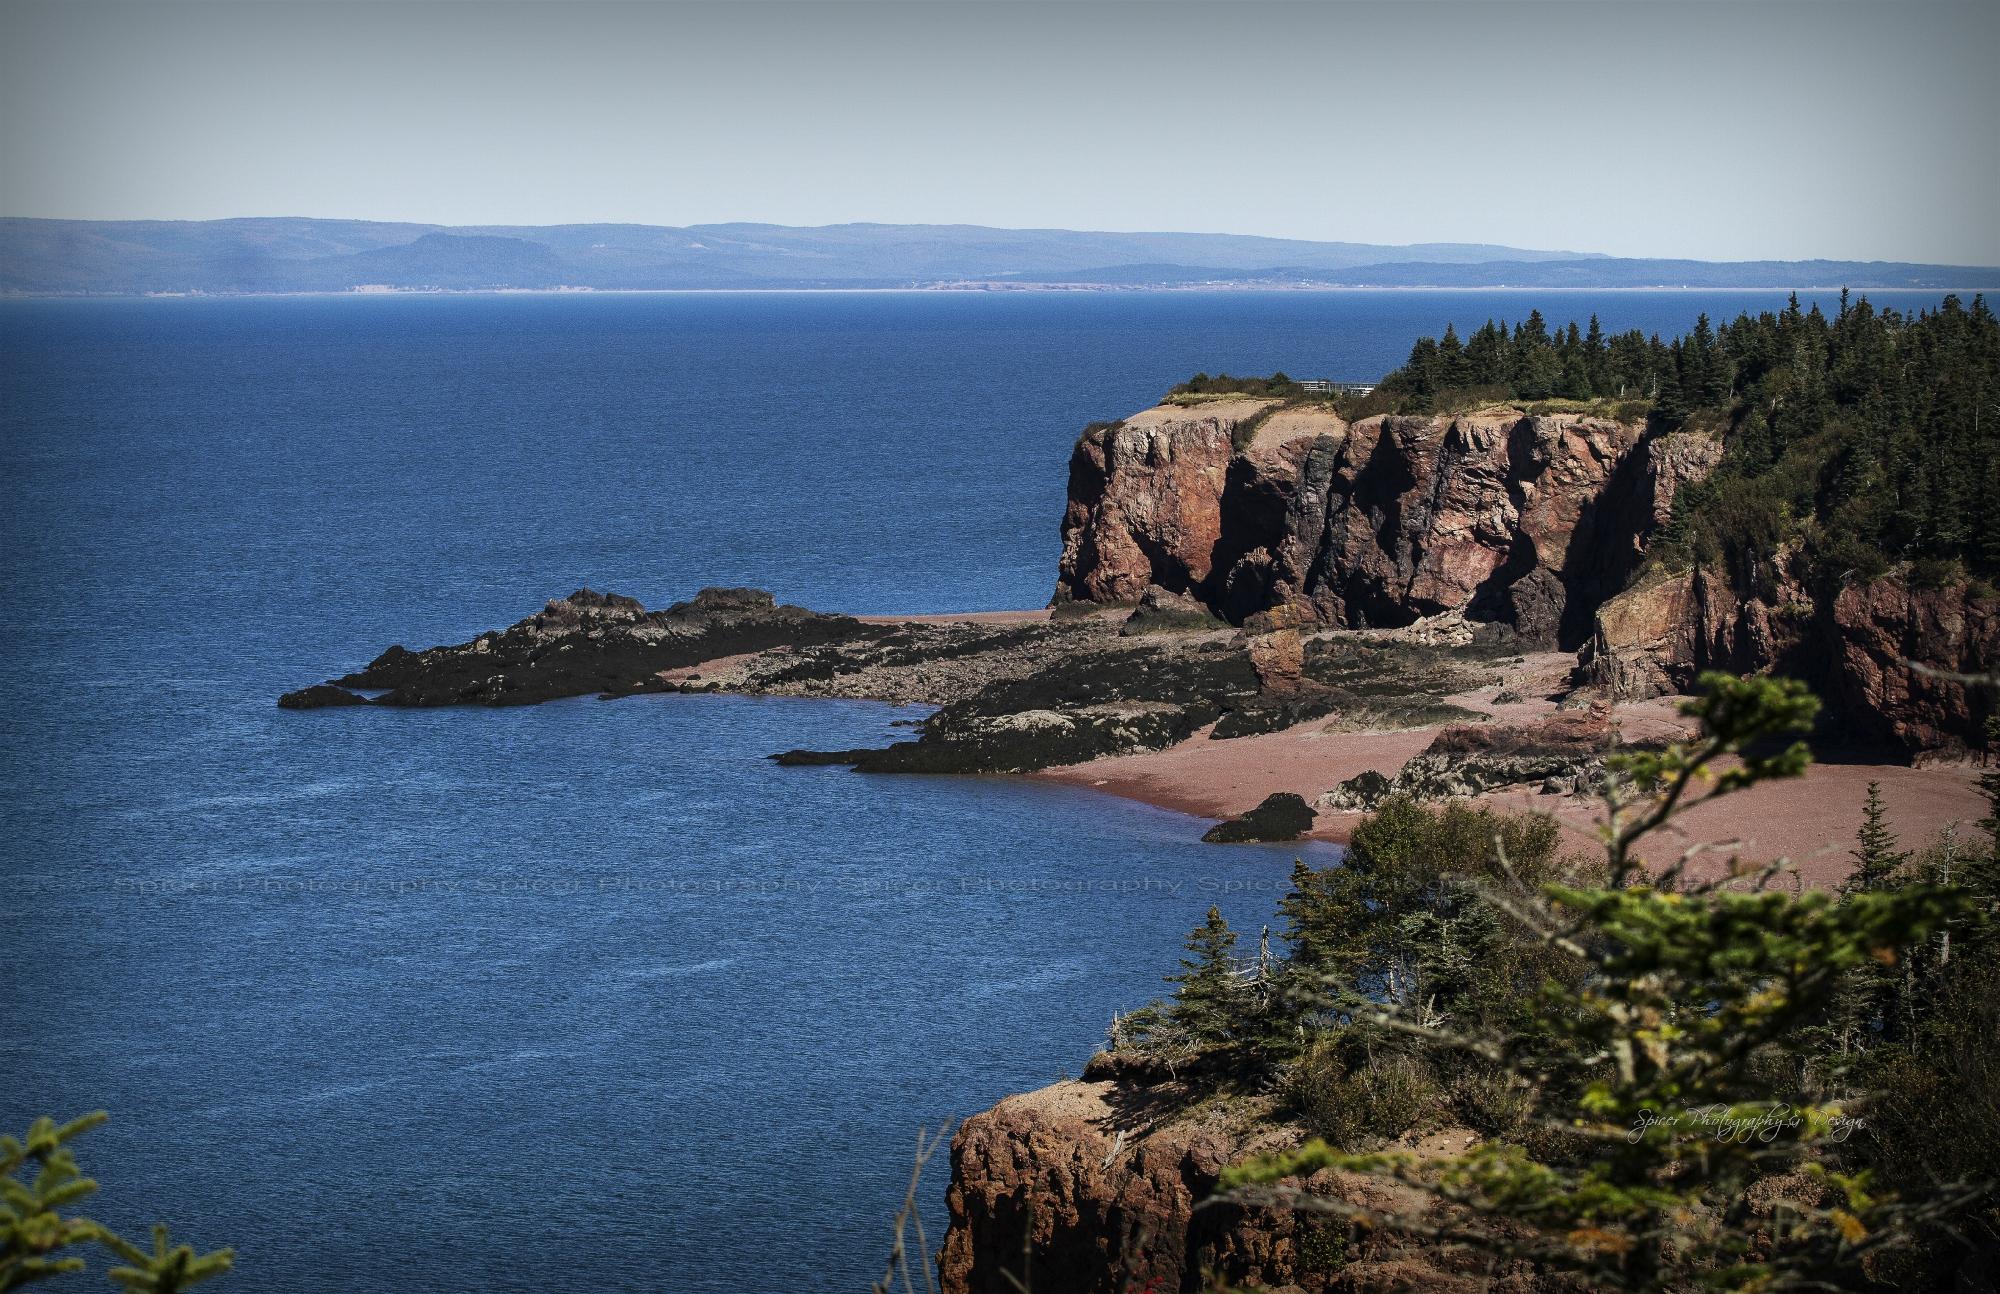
[939,1079,1542,1294]
[1056,402,1697,650]
[1578,562,1997,755]
[1055,400,1275,605]
[1827,576,2000,754]
[938,1079,1242,1294]
[1572,570,1704,700]
[1283,411,1660,645]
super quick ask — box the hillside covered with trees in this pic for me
[1374,294,2000,596]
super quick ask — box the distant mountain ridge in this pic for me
[2,217,1993,293]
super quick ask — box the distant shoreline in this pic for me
[7,283,1996,302]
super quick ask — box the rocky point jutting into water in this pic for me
[280,381,1997,1293]
[1053,394,1994,754]
[282,582,1507,775]
[281,389,1995,773]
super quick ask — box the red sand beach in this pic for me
[1034,650,1983,885]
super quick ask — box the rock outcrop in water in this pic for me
[1055,397,1718,650]
[283,584,1506,774]
[1199,791,1316,843]
[277,587,877,708]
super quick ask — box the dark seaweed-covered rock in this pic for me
[1201,792,1316,843]
[768,748,873,766]
[291,586,885,707]
[277,683,368,710]
[1120,586,1226,637]
[288,580,1516,781]
[1208,689,1343,738]
[820,637,1263,773]
[746,616,1505,776]
[1323,769,1392,809]
[853,702,1212,774]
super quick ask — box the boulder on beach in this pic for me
[1200,791,1316,843]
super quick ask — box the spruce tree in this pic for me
[0,1113,232,1292]
[1844,780,1909,894]
[1167,906,1242,1046]
[1437,323,1468,387]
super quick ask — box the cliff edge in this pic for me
[1055,397,1713,650]
[1055,394,1995,753]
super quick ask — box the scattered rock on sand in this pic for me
[1320,710,1639,811]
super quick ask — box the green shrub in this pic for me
[1283,1041,1441,1148]
[1222,675,1995,1291]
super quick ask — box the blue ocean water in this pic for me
[0,289,1955,1292]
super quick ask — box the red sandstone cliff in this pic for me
[1578,562,1999,755]
[1054,398,1712,650]
[939,1073,1510,1294]
[1056,395,1993,754]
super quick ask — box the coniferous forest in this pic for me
[1375,294,2000,596]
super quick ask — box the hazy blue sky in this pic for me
[4,0,1996,262]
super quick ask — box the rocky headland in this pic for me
[282,391,1991,853]
[283,385,1996,1294]
[1053,393,1993,756]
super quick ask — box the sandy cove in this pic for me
[284,589,1982,887]
[1034,649,1985,887]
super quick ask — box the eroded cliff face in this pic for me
[1055,399,1713,651]
[939,1075,1504,1294]
[1578,562,2000,755]
[1055,398,1995,754]
[1056,401,1274,605]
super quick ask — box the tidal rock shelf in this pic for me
[281,585,1514,782]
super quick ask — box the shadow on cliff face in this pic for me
[1204,452,1299,624]
[1466,418,1556,643]
[1553,425,1668,650]
[1305,420,1424,631]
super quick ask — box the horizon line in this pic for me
[9,213,1998,269]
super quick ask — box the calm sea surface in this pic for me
[0,289,1953,1291]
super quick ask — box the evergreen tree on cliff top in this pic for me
[1168,906,1242,1046]
[1374,294,2000,601]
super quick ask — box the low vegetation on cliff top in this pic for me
[1108,674,1999,1291]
